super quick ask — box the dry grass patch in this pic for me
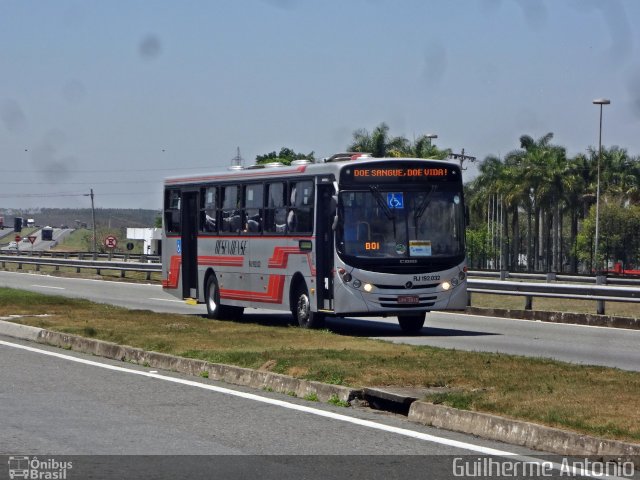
[471,292,639,318]
[1,287,639,443]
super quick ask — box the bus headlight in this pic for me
[441,281,451,291]
[363,283,373,292]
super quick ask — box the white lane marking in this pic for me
[0,339,625,478]
[32,285,65,290]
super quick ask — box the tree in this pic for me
[576,202,640,271]
[348,122,450,159]
[255,147,314,166]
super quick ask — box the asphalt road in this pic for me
[1,270,639,371]
[1,336,568,479]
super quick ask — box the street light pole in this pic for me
[426,133,438,147]
[592,98,610,274]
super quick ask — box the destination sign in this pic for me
[352,167,448,178]
[341,162,459,184]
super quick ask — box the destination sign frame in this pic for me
[340,161,460,184]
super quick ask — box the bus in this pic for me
[162,153,467,334]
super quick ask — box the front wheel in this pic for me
[397,313,426,335]
[292,284,325,329]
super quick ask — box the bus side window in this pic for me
[164,189,181,234]
[200,186,217,233]
[288,181,314,233]
[244,183,263,233]
[220,185,241,233]
[265,182,287,233]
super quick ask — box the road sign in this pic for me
[27,235,37,244]
[104,235,118,249]
[15,235,21,242]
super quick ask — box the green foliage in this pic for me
[327,394,350,407]
[466,134,640,273]
[347,122,450,159]
[466,227,491,269]
[255,147,315,165]
[576,202,640,270]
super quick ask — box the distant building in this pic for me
[126,228,162,255]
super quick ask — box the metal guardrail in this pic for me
[468,270,640,286]
[0,250,161,263]
[0,254,161,280]
[467,278,640,315]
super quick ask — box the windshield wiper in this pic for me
[369,186,398,238]
[414,185,437,226]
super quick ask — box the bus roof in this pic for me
[164,156,461,186]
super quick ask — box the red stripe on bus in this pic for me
[221,275,285,304]
[162,255,244,289]
[199,256,244,267]
[162,255,182,289]
[268,247,316,275]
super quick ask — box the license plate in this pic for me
[397,295,419,304]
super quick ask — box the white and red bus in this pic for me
[162,154,467,334]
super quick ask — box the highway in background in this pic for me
[0,227,74,252]
[1,270,638,371]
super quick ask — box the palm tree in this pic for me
[348,123,450,159]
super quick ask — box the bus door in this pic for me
[181,190,199,299]
[315,179,335,311]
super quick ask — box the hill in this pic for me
[0,208,160,229]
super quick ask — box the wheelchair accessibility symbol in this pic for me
[387,192,404,209]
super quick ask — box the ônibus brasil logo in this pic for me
[8,456,73,479]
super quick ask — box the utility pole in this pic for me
[449,148,476,170]
[85,189,97,259]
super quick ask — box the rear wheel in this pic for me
[397,313,426,335]
[292,284,325,329]
[205,275,244,320]
[205,275,222,319]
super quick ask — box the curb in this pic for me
[0,320,357,403]
[408,402,640,464]
[465,307,640,330]
[1,319,639,464]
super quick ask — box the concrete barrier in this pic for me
[409,401,640,465]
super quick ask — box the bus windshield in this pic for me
[337,186,465,260]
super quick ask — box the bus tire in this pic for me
[397,313,426,335]
[205,274,224,319]
[205,274,245,321]
[293,284,325,329]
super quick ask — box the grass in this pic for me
[1,287,639,443]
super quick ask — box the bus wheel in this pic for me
[205,275,223,319]
[293,285,325,329]
[397,313,426,335]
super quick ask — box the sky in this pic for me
[1,0,639,210]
